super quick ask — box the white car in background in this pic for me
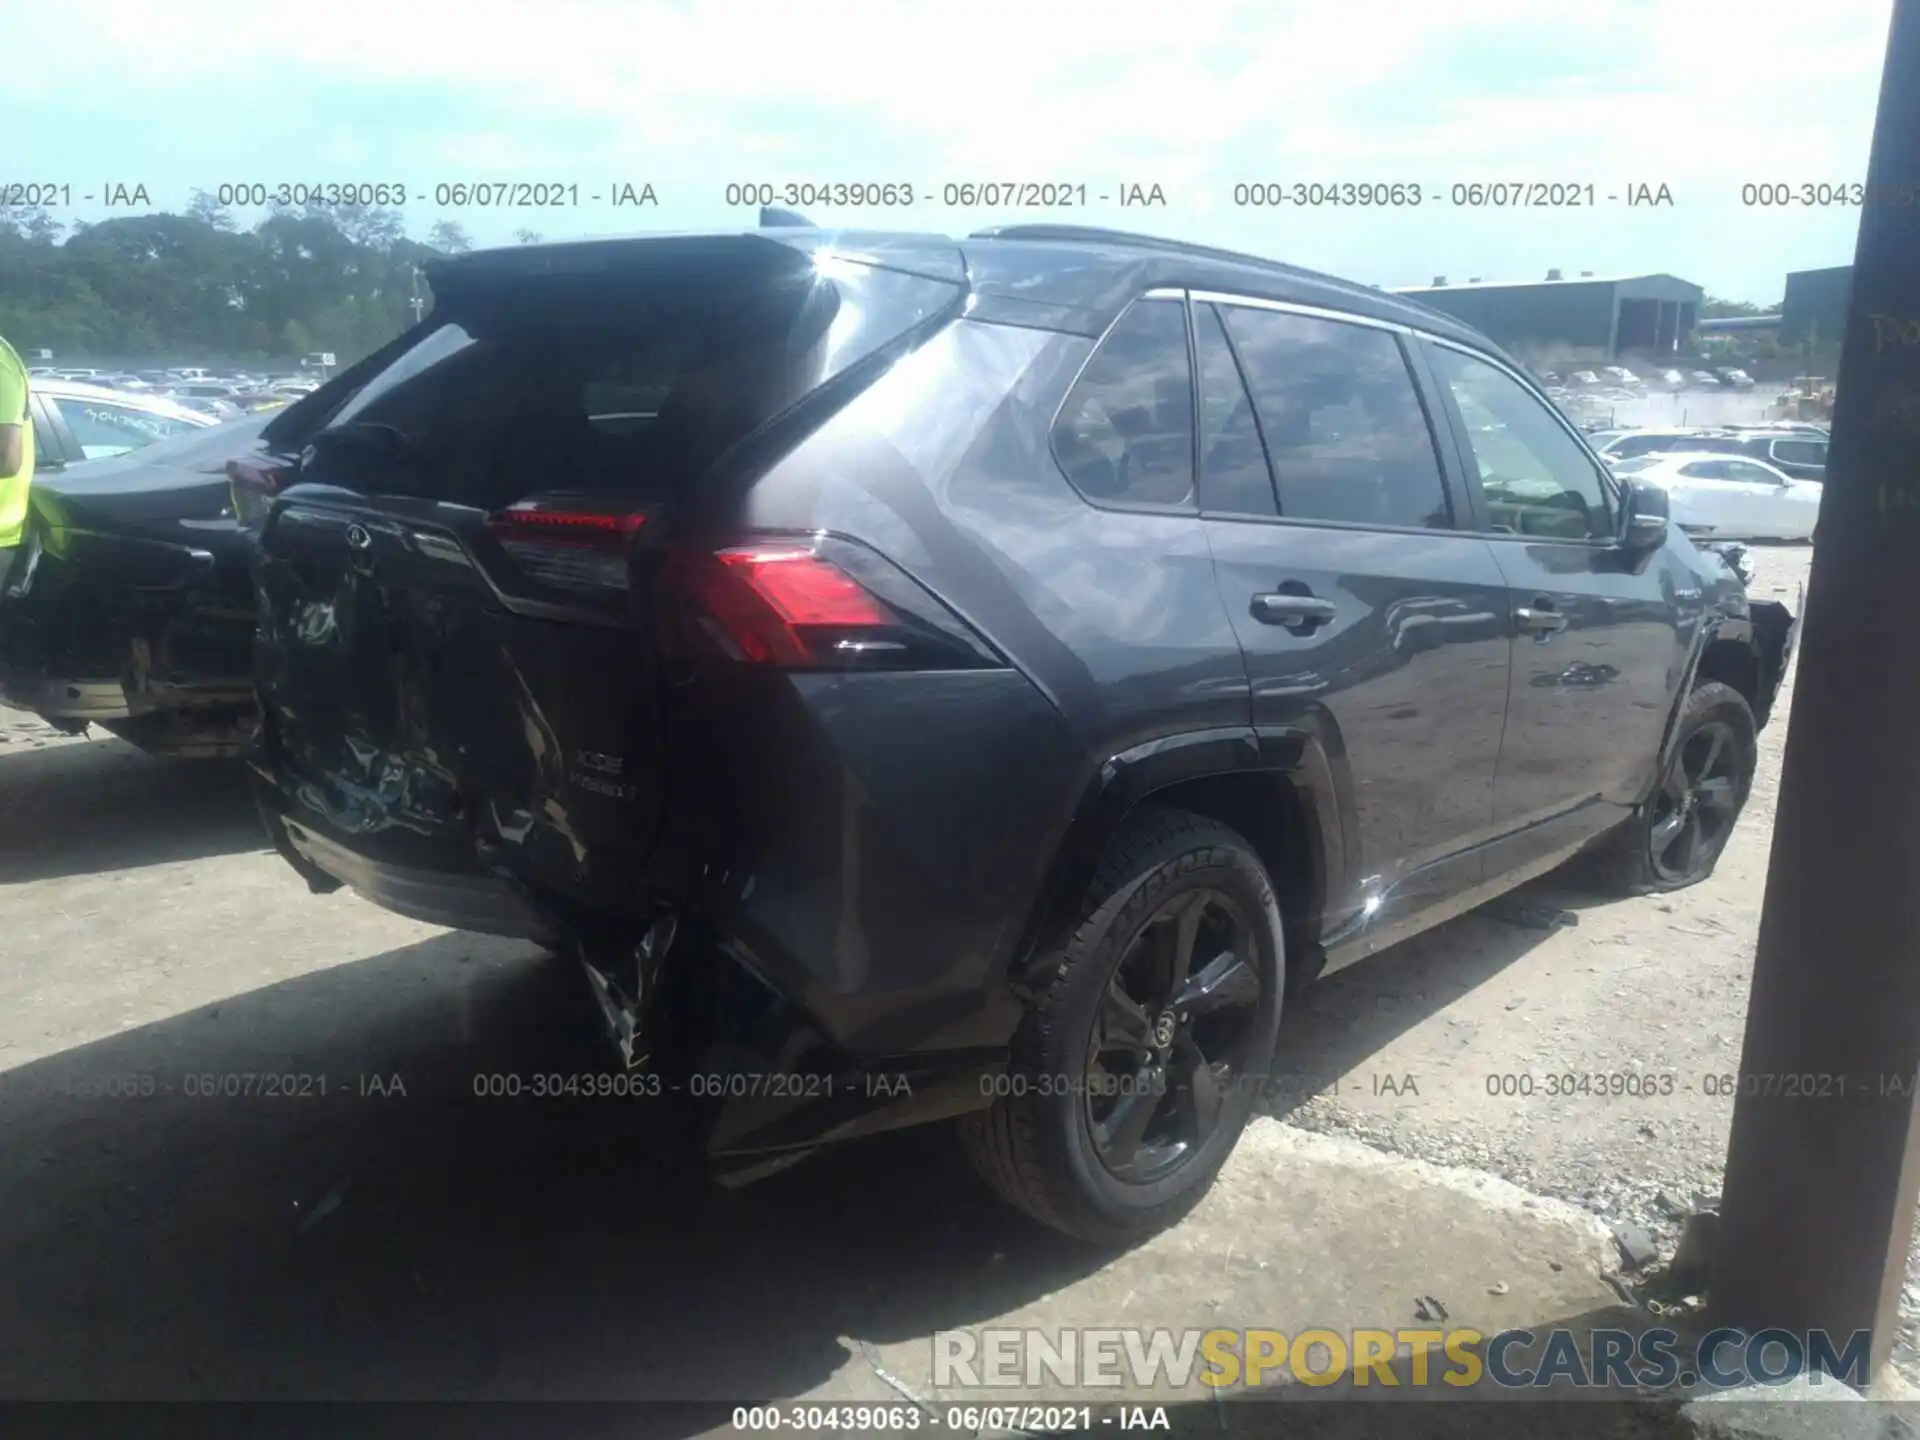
[1609,452,1822,542]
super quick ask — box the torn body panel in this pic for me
[0,416,289,758]
[0,516,256,755]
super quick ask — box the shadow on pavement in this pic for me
[0,738,264,883]
[0,931,1112,1413]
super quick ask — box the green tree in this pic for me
[427,220,473,253]
[0,205,422,364]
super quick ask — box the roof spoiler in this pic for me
[759,207,816,228]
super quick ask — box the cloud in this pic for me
[18,0,1894,298]
[30,0,1889,183]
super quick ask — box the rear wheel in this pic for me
[1588,681,1757,895]
[961,808,1284,1243]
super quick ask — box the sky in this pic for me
[13,0,1898,305]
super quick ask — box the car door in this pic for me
[1192,294,1512,952]
[1667,459,1768,537]
[1720,458,1816,538]
[1421,339,1683,875]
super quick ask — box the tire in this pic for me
[1587,680,1758,896]
[961,807,1285,1243]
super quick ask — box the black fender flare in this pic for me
[1007,724,1352,998]
[1646,608,1779,804]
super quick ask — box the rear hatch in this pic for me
[253,230,968,916]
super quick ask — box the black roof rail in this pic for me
[968,224,1318,281]
[759,206,816,228]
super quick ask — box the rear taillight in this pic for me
[485,495,652,593]
[660,538,1004,671]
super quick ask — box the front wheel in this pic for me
[1589,680,1758,895]
[961,808,1284,1242]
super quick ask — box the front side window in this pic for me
[1219,306,1449,529]
[1429,346,1612,541]
[1052,298,1195,510]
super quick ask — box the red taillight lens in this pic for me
[486,498,650,592]
[666,544,896,666]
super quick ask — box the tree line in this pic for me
[0,193,529,368]
[2,192,1784,370]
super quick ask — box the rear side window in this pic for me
[1052,298,1195,510]
[1771,439,1826,467]
[1194,304,1276,516]
[308,243,963,508]
[1219,306,1449,529]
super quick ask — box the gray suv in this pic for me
[245,224,1796,1241]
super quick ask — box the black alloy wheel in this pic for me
[1647,717,1743,885]
[960,807,1285,1243]
[1085,889,1263,1185]
[1586,679,1757,896]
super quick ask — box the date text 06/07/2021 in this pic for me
[466,1071,915,1100]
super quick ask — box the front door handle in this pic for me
[1516,601,1568,638]
[1251,592,1337,632]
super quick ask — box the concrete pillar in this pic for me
[1709,0,1920,1380]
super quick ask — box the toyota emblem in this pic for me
[345,523,373,551]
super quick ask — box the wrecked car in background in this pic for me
[0,355,395,757]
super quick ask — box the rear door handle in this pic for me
[1250,592,1337,631]
[1516,600,1568,637]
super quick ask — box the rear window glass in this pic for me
[309,247,961,507]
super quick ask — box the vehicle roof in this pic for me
[1693,427,1827,440]
[425,224,1505,354]
[1635,450,1788,468]
[37,378,221,424]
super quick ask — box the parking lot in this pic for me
[2,541,1877,1408]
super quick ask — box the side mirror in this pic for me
[1619,480,1669,551]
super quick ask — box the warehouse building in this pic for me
[1392,270,1705,361]
[1781,265,1853,347]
